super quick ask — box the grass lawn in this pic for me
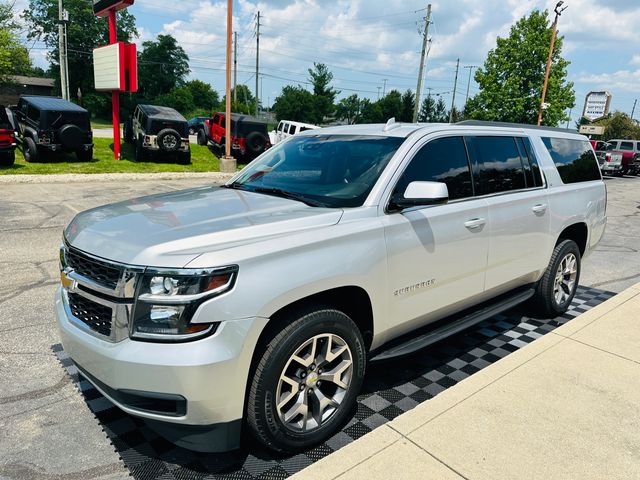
[90,118,119,129]
[0,138,223,175]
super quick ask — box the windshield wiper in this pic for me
[249,187,327,207]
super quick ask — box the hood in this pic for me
[65,186,343,267]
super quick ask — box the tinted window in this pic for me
[277,122,283,132]
[541,137,601,183]
[520,137,544,187]
[283,123,290,133]
[620,141,634,151]
[394,136,473,201]
[471,136,526,194]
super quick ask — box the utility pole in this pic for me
[233,31,237,111]
[413,3,432,123]
[631,99,637,121]
[463,65,477,107]
[255,11,261,116]
[538,1,568,125]
[220,0,236,173]
[382,79,388,96]
[58,0,69,100]
[449,58,460,123]
[377,86,381,99]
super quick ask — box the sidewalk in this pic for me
[292,283,640,480]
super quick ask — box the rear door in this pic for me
[382,135,490,338]
[467,135,550,293]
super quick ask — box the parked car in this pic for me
[12,96,93,162]
[200,112,270,160]
[272,120,320,144]
[57,120,605,454]
[589,140,610,167]
[600,139,640,176]
[124,104,191,164]
[187,116,209,136]
[0,107,17,166]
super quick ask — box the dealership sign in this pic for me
[93,0,134,17]
[93,42,137,92]
[582,91,612,121]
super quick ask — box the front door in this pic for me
[382,135,489,339]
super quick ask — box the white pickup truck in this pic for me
[56,120,606,454]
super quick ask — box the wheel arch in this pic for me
[556,222,588,256]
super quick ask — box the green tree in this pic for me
[418,95,436,122]
[0,1,35,82]
[434,97,448,122]
[465,9,575,126]
[23,0,137,99]
[222,84,255,114]
[593,112,640,141]
[155,86,195,115]
[358,98,383,124]
[307,63,339,123]
[378,90,403,121]
[448,105,464,123]
[400,89,415,122]
[272,85,316,123]
[138,35,189,100]
[184,79,219,111]
[335,94,363,124]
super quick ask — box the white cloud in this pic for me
[576,69,640,92]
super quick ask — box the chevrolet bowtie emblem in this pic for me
[60,271,77,291]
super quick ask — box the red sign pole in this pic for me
[108,9,120,160]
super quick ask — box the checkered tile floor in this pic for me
[53,286,615,479]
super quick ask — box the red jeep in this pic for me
[199,112,270,160]
[0,107,17,167]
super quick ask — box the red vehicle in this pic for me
[601,139,640,176]
[0,107,17,166]
[199,112,270,160]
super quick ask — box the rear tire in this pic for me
[531,239,581,317]
[247,308,366,453]
[135,138,145,162]
[178,150,191,165]
[23,137,38,162]
[76,146,93,162]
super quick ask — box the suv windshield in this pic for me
[228,135,404,208]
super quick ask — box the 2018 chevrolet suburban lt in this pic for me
[56,120,606,453]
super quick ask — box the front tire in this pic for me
[532,239,581,317]
[247,308,366,453]
[0,151,15,166]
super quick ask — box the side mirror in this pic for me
[390,181,449,212]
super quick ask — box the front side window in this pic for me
[393,136,473,201]
[227,135,404,208]
[541,137,601,183]
[620,141,634,151]
[470,136,526,194]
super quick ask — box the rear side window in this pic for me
[394,136,473,200]
[620,141,634,151]
[520,137,544,187]
[470,136,526,194]
[541,137,601,184]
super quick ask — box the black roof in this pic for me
[457,120,578,134]
[215,112,266,125]
[19,96,88,113]
[138,104,187,122]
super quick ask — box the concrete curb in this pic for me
[0,171,236,184]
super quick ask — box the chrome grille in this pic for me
[67,292,113,337]
[66,247,122,289]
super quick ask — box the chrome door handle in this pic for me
[464,218,486,229]
[532,204,548,214]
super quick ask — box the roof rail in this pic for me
[456,120,578,134]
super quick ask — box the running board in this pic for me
[370,287,535,362]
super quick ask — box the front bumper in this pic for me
[55,286,268,451]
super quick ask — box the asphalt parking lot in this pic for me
[0,174,638,480]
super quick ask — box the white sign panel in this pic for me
[93,43,123,91]
[579,125,605,135]
[582,91,611,121]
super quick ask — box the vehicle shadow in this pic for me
[51,285,615,480]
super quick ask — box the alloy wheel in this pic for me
[275,333,353,432]
[553,252,577,306]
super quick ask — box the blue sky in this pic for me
[19,0,640,124]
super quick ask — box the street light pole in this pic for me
[537,1,567,126]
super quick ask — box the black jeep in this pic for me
[12,96,93,162]
[124,105,191,164]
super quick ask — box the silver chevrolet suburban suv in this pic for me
[56,120,606,453]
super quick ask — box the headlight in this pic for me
[131,266,237,342]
